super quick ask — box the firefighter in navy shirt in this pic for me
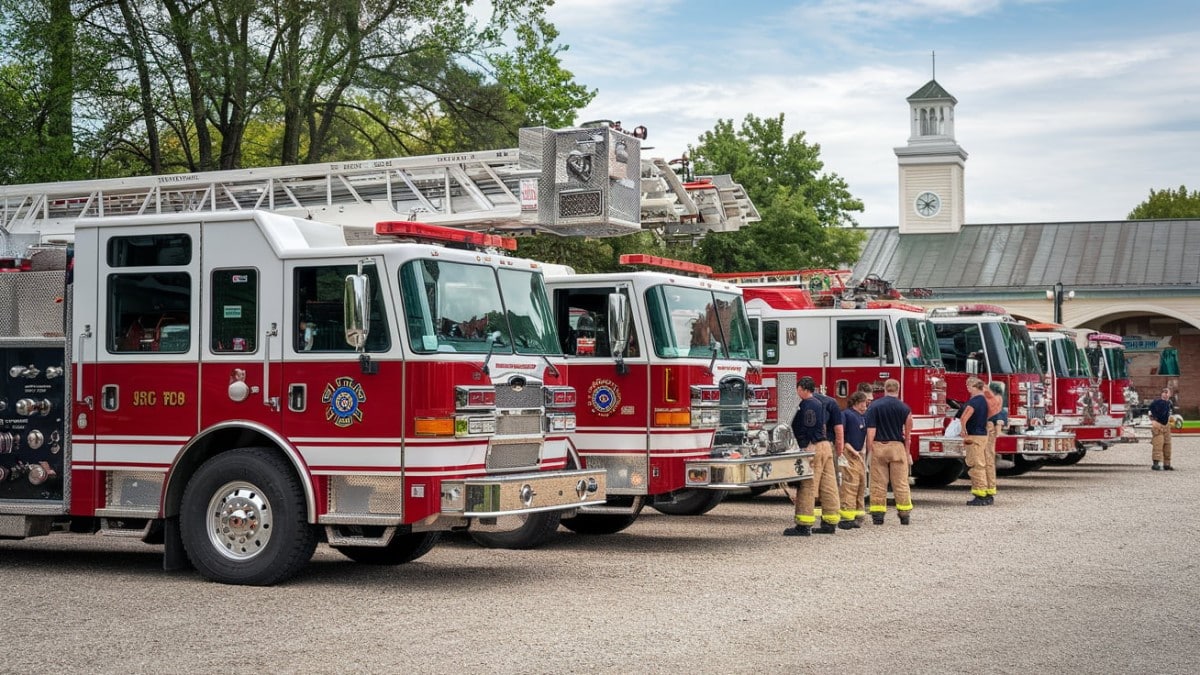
[958,377,992,505]
[840,391,870,527]
[814,388,853,531]
[1149,387,1175,471]
[865,379,913,524]
[786,376,842,536]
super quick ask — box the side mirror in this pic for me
[607,292,631,374]
[965,356,980,375]
[344,274,371,351]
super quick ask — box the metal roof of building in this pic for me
[907,80,957,103]
[852,220,1200,294]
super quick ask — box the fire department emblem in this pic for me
[587,379,621,417]
[323,377,366,427]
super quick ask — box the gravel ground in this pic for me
[2,438,1198,674]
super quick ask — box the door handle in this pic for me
[288,384,307,412]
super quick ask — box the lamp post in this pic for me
[1045,281,1075,324]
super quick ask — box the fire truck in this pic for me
[927,305,1074,474]
[541,255,812,535]
[1027,325,1136,464]
[717,269,959,487]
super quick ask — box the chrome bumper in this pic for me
[684,450,814,489]
[440,469,606,518]
[919,435,967,458]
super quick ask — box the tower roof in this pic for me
[907,80,957,104]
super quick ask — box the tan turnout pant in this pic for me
[985,421,999,496]
[1152,422,1173,465]
[868,441,912,515]
[839,449,866,521]
[965,434,990,498]
[796,441,841,525]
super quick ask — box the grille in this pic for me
[107,471,164,510]
[559,190,603,218]
[495,382,543,409]
[486,441,541,471]
[0,271,67,338]
[328,475,404,515]
[496,412,542,436]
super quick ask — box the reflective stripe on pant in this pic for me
[1152,422,1173,464]
[985,422,999,496]
[839,450,866,520]
[868,441,912,514]
[796,441,841,524]
[965,435,989,498]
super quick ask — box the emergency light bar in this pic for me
[930,303,1011,318]
[375,220,517,251]
[710,268,852,290]
[864,300,929,314]
[618,254,712,276]
[1087,332,1124,345]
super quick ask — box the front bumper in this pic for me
[683,450,814,489]
[919,435,967,459]
[919,432,1077,457]
[440,469,606,518]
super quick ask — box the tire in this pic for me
[334,532,441,564]
[913,459,965,488]
[560,498,644,535]
[649,488,725,516]
[180,447,317,586]
[469,511,562,550]
[1046,447,1087,466]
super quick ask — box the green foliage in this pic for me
[1128,185,1200,219]
[515,231,659,273]
[687,114,865,272]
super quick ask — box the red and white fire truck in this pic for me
[540,255,812,535]
[717,270,959,487]
[927,305,1074,473]
[1027,324,1135,463]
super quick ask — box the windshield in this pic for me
[897,317,942,367]
[935,320,1037,374]
[399,259,561,355]
[988,323,1039,374]
[1050,337,1089,377]
[1088,346,1128,379]
[645,285,755,359]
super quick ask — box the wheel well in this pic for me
[162,425,315,521]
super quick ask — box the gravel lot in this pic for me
[3,438,1198,674]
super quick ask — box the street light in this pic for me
[1045,281,1075,324]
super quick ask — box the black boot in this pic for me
[898,512,911,525]
[966,495,990,506]
[783,525,811,537]
[837,520,857,530]
[814,521,837,534]
[1152,461,1162,471]
[871,513,885,525]
[1164,465,1175,471]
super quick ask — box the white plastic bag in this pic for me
[944,418,962,438]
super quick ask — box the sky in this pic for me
[542,0,1200,228]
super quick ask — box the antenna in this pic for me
[932,51,936,80]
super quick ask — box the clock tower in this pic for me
[894,79,968,233]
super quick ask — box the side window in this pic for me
[553,287,639,358]
[211,269,258,353]
[108,272,192,353]
[294,264,389,352]
[836,319,881,359]
[762,320,780,365]
[107,234,191,267]
[935,323,983,372]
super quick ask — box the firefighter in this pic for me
[865,378,913,524]
[1149,387,1175,471]
[983,381,1006,500]
[814,385,854,530]
[840,391,870,527]
[785,376,841,536]
[958,377,992,505]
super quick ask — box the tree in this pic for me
[685,114,865,273]
[1128,185,1200,219]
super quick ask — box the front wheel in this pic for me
[469,511,562,550]
[649,488,725,516]
[334,532,441,564]
[180,448,317,586]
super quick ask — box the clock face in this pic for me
[915,191,941,217]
